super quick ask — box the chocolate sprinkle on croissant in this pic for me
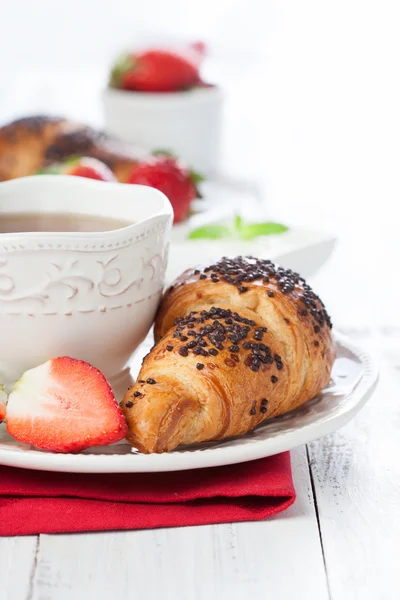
[189,257,332,330]
[170,307,284,373]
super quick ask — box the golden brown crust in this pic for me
[0,115,138,182]
[122,257,335,453]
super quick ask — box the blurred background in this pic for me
[0,0,399,330]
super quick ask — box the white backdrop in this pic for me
[1,0,399,219]
[0,0,399,324]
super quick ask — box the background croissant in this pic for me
[122,257,336,453]
[0,115,138,182]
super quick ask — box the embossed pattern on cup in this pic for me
[0,175,173,387]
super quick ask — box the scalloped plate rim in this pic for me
[0,332,379,473]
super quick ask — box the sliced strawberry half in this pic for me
[6,357,127,453]
[39,157,117,182]
[0,386,6,423]
[64,157,117,181]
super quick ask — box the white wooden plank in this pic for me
[30,446,328,600]
[229,446,329,600]
[308,356,400,600]
[0,536,38,600]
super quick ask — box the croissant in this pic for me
[0,115,138,182]
[122,256,335,453]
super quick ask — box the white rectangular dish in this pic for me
[167,178,336,283]
[168,224,336,284]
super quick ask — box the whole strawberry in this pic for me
[110,49,200,93]
[127,154,202,223]
[40,157,117,182]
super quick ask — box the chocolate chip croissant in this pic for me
[0,116,138,182]
[122,257,336,453]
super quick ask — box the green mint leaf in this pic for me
[188,217,288,242]
[239,222,289,241]
[188,225,233,240]
[234,215,243,231]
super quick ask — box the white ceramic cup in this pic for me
[103,86,224,176]
[0,175,173,398]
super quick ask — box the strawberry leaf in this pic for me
[109,53,136,88]
[36,165,61,175]
[189,170,205,185]
[63,156,81,166]
[189,169,205,199]
[36,156,81,175]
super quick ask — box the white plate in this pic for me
[0,332,378,474]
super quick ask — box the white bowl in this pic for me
[0,176,173,397]
[103,86,224,175]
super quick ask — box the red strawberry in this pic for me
[40,157,117,182]
[6,357,127,453]
[0,388,6,423]
[127,155,202,223]
[110,49,200,93]
[64,158,117,181]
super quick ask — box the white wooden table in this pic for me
[1,18,400,593]
[0,180,398,600]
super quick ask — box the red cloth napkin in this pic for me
[0,453,295,536]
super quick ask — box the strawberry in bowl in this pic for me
[110,47,203,93]
[6,357,127,453]
[40,157,117,182]
[103,41,223,175]
[127,153,202,224]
